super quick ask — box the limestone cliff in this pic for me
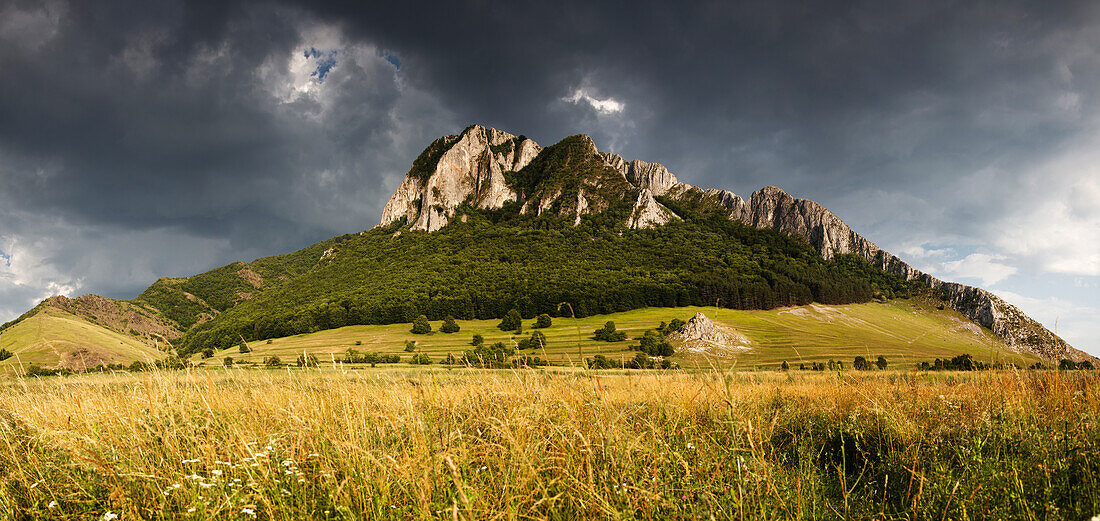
[379,125,540,232]
[377,125,1089,363]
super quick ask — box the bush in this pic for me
[781,360,789,371]
[440,316,461,333]
[296,353,319,367]
[263,355,282,367]
[201,348,214,359]
[534,314,553,329]
[223,357,234,367]
[239,341,251,354]
[411,315,432,334]
[853,356,871,370]
[410,353,432,365]
[517,330,548,350]
[875,355,888,370]
[355,340,362,346]
[0,348,12,362]
[462,342,514,368]
[471,333,484,346]
[498,309,522,332]
[593,321,627,342]
[404,340,417,352]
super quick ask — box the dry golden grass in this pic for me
[1,367,1098,519]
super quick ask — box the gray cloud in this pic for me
[0,0,1097,351]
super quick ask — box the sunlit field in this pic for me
[2,367,1097,520]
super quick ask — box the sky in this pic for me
[0,0,1097,354]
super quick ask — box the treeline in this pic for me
[178,211,914,355]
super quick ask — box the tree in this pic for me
[875,355,888,370]
[499,309,523,332]
[1080,361,1095,370]
[594,321,627,342]
[781,360,790,371]
[1059,359,1078,370]
[529,331,548,350]
[440,316,461,333]
[471,333,484,346]
[223,357,233,367]
[410,353,432,365]
[238,340,250,354]
[201,348,214,359]
[404,340,417,352]
[853,356,871,370]
[0,348,10,362]
[534,314,553,329]
[263,355,282,367]
[411,315,432,334]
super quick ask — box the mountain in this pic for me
[1,124,1091,368]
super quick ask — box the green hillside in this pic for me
[178,210,914,354]
[0,307,165,374]
[198,299,1038,369]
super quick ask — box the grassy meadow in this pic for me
[204,299,1037,370]
[0,307,162,371]
[1,367,1098,519]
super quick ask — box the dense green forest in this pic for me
[177,207,913,354]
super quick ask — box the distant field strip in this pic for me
[199,299,1035,369]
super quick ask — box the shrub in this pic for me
[875,355,888,370]
[0,348,13,361]
[201,348,214,359]
[498,309,522,332]
[593,321,627,342]
[634,329,673,356]
[223,357,233,367]
[296,353,319,368]
[853,356,871,371]
[410,353,432,365]
[404,340,418,352]
[239,342,251,354]
[471,333,484,346]
[263,355,282,367]
[534,314,552,329]
[355,340,362,346]
[411,315,432,334]
[781,361,790,371]
[462,342,514,368]
[1059,359,1078,370]
[440,316,461,333]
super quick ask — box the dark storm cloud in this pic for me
[0,0,1098,348]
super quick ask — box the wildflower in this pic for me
[686,442,695,450]
[242,508,256,516]
[102,512,118,521]
[183,458,201,464]
[308,453,319,458]
[47,501,58,509]
[187,508,196,513]
[211,470,223,476]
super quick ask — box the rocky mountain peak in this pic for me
[374,125,1090,363]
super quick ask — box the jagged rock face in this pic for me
[628,189,679,229]
[379,125,540,232]
[377,125,1090,363]
[669,312,750,354]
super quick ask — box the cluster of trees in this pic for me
[593,321,627,342]
[178,210,914,355]
[459,342,515,368]
[1058,359,1095,370]
[516,331,548,350]
[799,360,844,371]
[587,353,674,370]
[0,348,11,361]
[853,356,889,370]
[632,329,674,357]
[410,315,462,334]
[342,349,402,365]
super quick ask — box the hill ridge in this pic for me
[376,124,1087,363]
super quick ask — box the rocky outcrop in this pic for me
[628,189,679,229]
[669,312,751,354]
[376,125,1089,363]
[379,125,540,231]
